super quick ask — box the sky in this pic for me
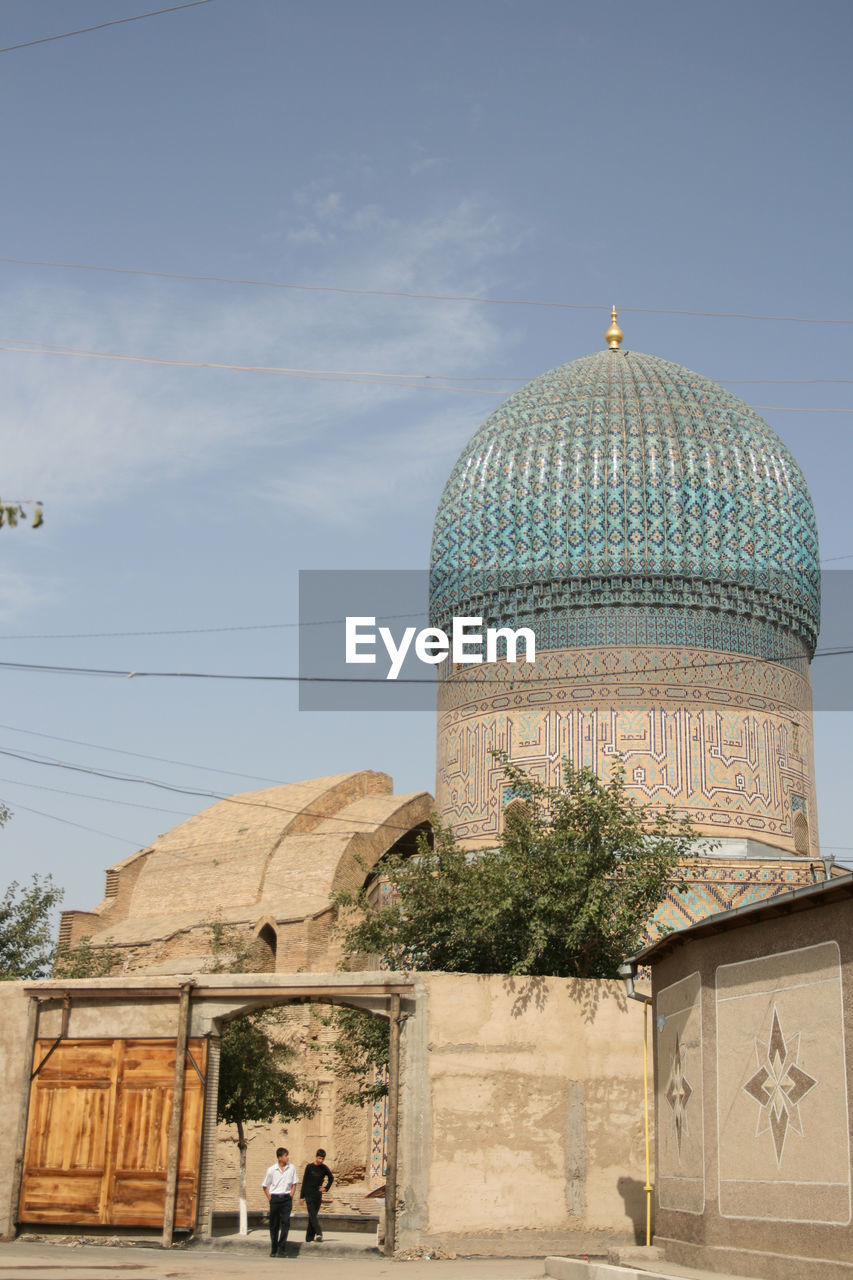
[0,0,851,914]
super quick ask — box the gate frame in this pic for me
[13,973,415,1253]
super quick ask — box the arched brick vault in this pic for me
[60,772,434,974]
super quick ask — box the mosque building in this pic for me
[59,312,826,1204]
[431,310,823,925]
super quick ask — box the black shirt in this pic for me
[302,1162,333,1197]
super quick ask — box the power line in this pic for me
[0,772,198,819]
[0,794,142,845]
[0,645,846,686]
[2,336,851,412]
[3,581,853,645]
[5,742,851,856]
[0,1,214,54]
[0,612,425,641]
[1,255,851,326]
[0,338,505,396]
[0,722,284,786]
[0,745,425,836]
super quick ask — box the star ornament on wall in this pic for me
[665,1031,693,1155]
[742,1006,818,1165]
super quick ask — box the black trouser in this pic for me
[304,1192,322,1241]
[269,1194,292,1253]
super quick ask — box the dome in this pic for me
[430,347,820,659]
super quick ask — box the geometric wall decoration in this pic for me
[715,943,851,1224]
[436,645,818,855]
[656,971,705,1213]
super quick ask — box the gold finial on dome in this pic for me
[605,305,623,351]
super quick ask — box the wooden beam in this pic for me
[161,981,193,1249]
[25,982,414,1001]
[7,996,39,1239]
[384,993,401,1258]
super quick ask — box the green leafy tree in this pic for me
[334,754,700,981]
[324,1006,389,1106]
[0,873,63,979]
[205,920,313,1234]
[54,935,119,978]
[0,499,43,529]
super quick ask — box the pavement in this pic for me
[0,1238,765,1280]
[0,1237,548,1280]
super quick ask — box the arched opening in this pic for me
[206,988,401,1253]
[249,923,277,973]
[501,796,531,832]
[793,810,810,855]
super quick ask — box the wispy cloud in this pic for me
[0,198,521,520]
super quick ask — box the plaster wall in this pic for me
[650,897,853,1280]
[0,985,31,1242]
[397,973,648,1255]
[0,972,649,1255]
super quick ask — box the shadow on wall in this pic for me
[498,974,630,1022]
[567,980,628,1024]
[617,1176,651,1245]
[500,974,551,1016]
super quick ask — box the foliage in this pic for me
[204,916,258,975]
[0,873,63,980]
[334,754,700,981]
[54,935,120,978]
[216,1013,313,1133]
[324,1006,389,1106]
[0,500,43,529]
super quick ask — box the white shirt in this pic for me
[262,1161,299,1196]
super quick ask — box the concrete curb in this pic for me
[547,1262,662,1280]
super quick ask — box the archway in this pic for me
[10,973,414,1255]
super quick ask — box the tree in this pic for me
[0,499,43,529]
[334,754,700,981]
[205,920,313,1234]
[54,934,119,978]
[324,1006,389,1106]
[0,873,63,979]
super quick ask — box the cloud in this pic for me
[410,156,446,177]
[0,198,521,521]
[0,567,51,621]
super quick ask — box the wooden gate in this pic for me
[18,1037,208,1229]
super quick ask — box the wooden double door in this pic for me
[19,1037,208,1229]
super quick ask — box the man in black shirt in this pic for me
[300,1148,334,1242]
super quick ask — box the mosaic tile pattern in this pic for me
[430,349,820,657]
[435,645,818,855]
[650,862,818,938]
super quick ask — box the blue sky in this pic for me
[0,0,851,910]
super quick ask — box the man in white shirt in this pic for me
[261,1147,299,1257]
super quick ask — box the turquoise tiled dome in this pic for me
[430,348,820,658]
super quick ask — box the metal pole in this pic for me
[7,996,40,1239]
[161,980,194,1249]
[384,993,401,1258]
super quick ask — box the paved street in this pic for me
[0,1239,550,1280]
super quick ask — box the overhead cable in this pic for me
[0,1,214,54]
[0,646,846,685]
[1,337,851,412]
[0,255,850,326]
